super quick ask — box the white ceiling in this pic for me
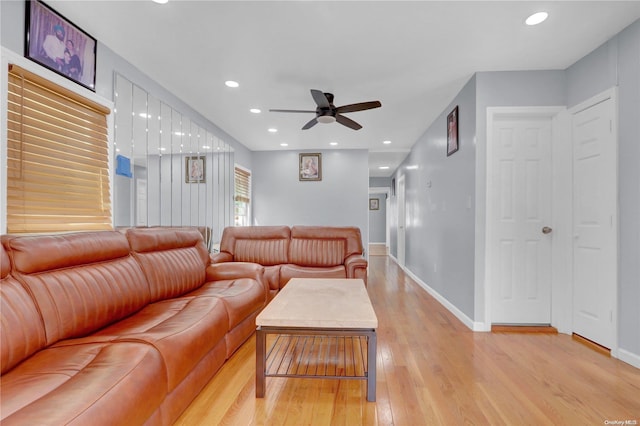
[48,1,640,177]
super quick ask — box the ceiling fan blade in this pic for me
[302,117,318,130]
[335,101,381,114]
[269,109,316,113]
[310,89,330,108]
[336,114,362,130]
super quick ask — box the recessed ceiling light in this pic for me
[379,166,390,170]
[225,80,239,88]
[280,143,288,147]
[268,128,278,133]
[330,142,338,146]
[152,0,168,4]
[202,145,211,150]
[525,12,548,26]
[250,108,261,114]
[383,140,392,145]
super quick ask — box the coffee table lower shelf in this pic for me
[256,327,377,402]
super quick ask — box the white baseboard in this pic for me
[618,348,640,369]
[399,265,478,331]
[385,258,640,365]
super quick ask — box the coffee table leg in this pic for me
[367,331,377,402]
[256,327,266,398]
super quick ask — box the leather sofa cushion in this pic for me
[289,238,345,267]
[0,245,46,374]
[127,227,211,301]
[219,226,290,265]
[3,232,151,346]
[280,264,347,288]
[0,342,166,425]
[88,295,229,392]
[189,278,265,330]
[291,226,364,259]
[4,231,131,274]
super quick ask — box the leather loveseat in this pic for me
[211,225,368,300]
[0,227,266,425]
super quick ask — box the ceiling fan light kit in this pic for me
[270,89,381,130]
[317,115,336,124]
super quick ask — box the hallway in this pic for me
[176,255,640,425]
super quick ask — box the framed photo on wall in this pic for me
[25,0,97,91]
[369,198,380,210]
[447,105,459,156]
[185,156,206,183]
[299,153,322,181]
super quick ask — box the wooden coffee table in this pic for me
[255,278,378,402]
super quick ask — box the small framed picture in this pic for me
[185,156,206,183]
[25,0,97,91]
[299,153,322,181]
[447,106,459,156]
[369,198,380,210]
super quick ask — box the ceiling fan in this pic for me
[269,89,381,130]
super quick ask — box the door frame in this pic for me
[369,186,390,250]
[397,174,406,268]
[485,106,572,332]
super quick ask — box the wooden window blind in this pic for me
[6,64,112,233]
[234,166,251,204]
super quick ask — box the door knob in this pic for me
[542,226,552,234]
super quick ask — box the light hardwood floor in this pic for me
[175,255,640,425]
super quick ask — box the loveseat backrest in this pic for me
[219,226,290,266]
[3,231,150,347]
[289,226,364,267]
[0,243,47,374]
[126,227,210,301]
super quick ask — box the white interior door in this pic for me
[490,115,553,324]
[397,175,406,267]
[572,95,617,350]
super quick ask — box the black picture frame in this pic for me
[25,0,97,91]
[447,106,459,156]
[369,198,380,210]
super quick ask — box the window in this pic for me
[234,165,251,226]
[6,64,111,233]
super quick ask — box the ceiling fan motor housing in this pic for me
[317,106,337,123]
[269,89,381,130]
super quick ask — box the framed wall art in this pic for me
[25,0,97,91]
[299,153,322,181]
[185,156,206,183]
[447,105,459,156]
[369,198,380,210]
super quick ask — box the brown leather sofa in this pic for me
[211,225,368,300]
[0,227,266,425]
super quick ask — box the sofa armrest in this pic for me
[210,252,233,264]
[344,254,368,286]
[206,262,268,298]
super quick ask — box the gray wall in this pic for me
[391,75,477,319]
[252,149,369,247]
[564,20,640,364]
